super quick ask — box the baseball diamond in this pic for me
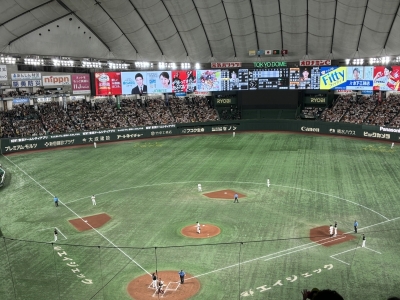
[1,133,400,299]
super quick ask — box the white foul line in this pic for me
[3,154,151,276]
[55,227,67,240]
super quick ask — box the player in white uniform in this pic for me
[329,225,333,237]
[94,142,97,148]
[391,142,394,149]
[54,228,58,242]
[196,221,201,234]
[334,221,338,237]
[91,195,96,205]
[198,184,202,192]
[267,179,270,187]
[362,234,366,247]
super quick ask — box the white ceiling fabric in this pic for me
[0,0,400,63]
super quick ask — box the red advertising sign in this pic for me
[300,60,331,66]
[71,74,91,94]
[211,62,242,68]
[171,70,196,93]
[95,72,122,95]
[373,66,400,91]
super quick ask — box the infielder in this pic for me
[54,228,58,242]
[362,234,366,247]
[329,224,333,237]
[198,183,202,192]
[91,195,96,205]
[334,221,338,237]
[196,221,201,234]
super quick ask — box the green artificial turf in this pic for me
[0,133,400,299]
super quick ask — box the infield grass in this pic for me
[1,132,400,299]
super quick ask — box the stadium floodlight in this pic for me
[108,62,129,69]
[181,63,191,69]
[352,58,364,65]
[345,59,350,65]
[82,60,102,68]
[381,56,391,64]
[369,57,379,64]
[195,63,200,69]
[396,56,400,63]
[25,58,44,65]
[159,62,166,69]
[1,56,16,64]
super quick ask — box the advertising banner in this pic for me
[372,66,400,91]
[300,60,331,66]
[121,72,147,94]
[12,80,42,88]
[11,72,41,80]
[0,65,7,81]
[304,96,327,104]
[71,74,91,94]
[12,98,30,104]
[42,75,71,86]
[95,72,122,95]
[211,62,242,68]
[196,70,221,91]
[320,66,374,90]
[172,70,197,93]
[147,71,172,93]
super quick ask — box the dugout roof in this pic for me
[0,0,399,62]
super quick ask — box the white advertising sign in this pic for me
[12,80,42,88]
[42,75,71,86]
[0,65,7,81]
[11,72,41,80]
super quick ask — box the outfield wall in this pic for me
[1,120,399,153]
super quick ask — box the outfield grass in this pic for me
[1,132,400,299]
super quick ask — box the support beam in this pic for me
[127,0,163,55]
[330,0,338,54]
[192,0,213,57]
[221,0,236,57]
[160,0,188,57]
[383,0,400,49]
[249,0,259,51]
[277,0,284,50]
[356,0,370,52]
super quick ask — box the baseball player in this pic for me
[157,278,164,294]
[233,193,239,203]
[53,196,59,207]
[267,179,270,187]
[198,183,202,192]
[151,273,157,289]
[91,195,96,205]
[362,234,366,247]
[54,228,58,242]
[94,142,97,148]
[391,142,394,149]
[196,221,201,234]
[354,220,358,233]
[334,221,338,237]
[329,225,333,237]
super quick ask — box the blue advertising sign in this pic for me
[12,98,30,104]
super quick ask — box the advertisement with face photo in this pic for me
[121,72,148,94]
[172,71,187,93]
[197,70,221,91]
[373,66,400,91]
[147,71,172,93]
[299,67,311,89]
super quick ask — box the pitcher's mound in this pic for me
[68,213,111,231]
[127,270,200,300]
[204,189,246,199]
[181,224,221,238]
[310,226,356,247]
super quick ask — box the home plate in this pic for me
[224,192,227,194]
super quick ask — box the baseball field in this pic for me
[1,132,400,299]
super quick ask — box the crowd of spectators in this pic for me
[300,107,324,119]
[0,96,221,138]
[367,94,400,126]
[321,95,353,122]
[169,97,198,123]
[341,95,376,124]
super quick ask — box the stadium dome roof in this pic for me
[0,0,399,63]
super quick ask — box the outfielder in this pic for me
[362,234,366,247]
[198,183,202,192]
[94,142,97,148]
[54,228,58,242]
[91,195,96,205]
[267,179,270,187]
